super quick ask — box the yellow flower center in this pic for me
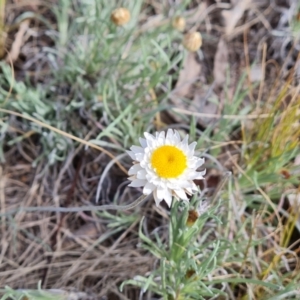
[150,145,187,178]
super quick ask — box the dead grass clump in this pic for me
[0,139,156,298]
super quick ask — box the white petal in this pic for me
[139,138,147,148]
[182,134,189,145]
[144,147,151,155]
[156,187,166,200]
[140,160,147,168]
[191,181,198,189]
[166,128,173,140]
[186,171,200,179]
[146,138,155,148]
[158,131,165,139]
[177,180,194,189]
[180,136,189,152]
[128,179,147,187]
[128,164,142,175]
[196,158,205,168]
[174,188,188,201]
[143,182,156,195]
[135,153,144,162]
[157,137,164,146]
[131,145,144,154]
[184,187,193,195]
[127,150,136,160]
[188,142,196,153]
[163,190,173,207]
[144,132,155,141]
[174,130,181,143]
[153,189,162,206]
[195,169,206,179]
[137,169,147,179]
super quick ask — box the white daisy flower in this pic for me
[127,129,205,207]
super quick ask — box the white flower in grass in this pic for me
[127,129,205,207]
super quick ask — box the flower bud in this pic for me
[186,209,199,226]
[183,31,202,52]
[172,16,186,32]
[111,7,130,26]
[185,269,196,279]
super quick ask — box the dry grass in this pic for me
[1,141,158,299]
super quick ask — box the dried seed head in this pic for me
[186,209,199,226]
[185,269,196,279]
[280,169,290,179]
[111,7,130,26]
[183,31,202,52]
[172,16,186,32]
[185,268,200,283]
